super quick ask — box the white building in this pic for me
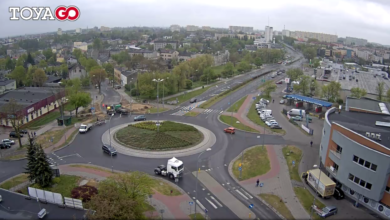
[73,42,88,52]
[265,26,273,43]
[282,29,290,37]
[170,25,180,32]
[100,26,110,32]
[57,28,62,36]
[76,28,82,34]
[163,36,173,40]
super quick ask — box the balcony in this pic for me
[330,150,341,159]
[326,166,338,177]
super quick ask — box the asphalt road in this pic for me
[0,47,306,219]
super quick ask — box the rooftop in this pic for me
[328,111,390,150]
[0,79,15,86]
[0,87,61,107]
[346,97,390,114]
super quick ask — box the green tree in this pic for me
[93,38,102,50]
[80,75,91,87]
[321,81,341,102]
[221,62,234,77]
[237,61,252,73]
[303,47,317,60]
[201,67,215,83]
[376,82,385,101]
[38,60,47,68]
[104,63,114,87]
[42,48,54,61]
[69,92,92,116]
[293,75,311,96]
[254,57,262,68]
[32,68,47,87]
[229,52,240,67]
[5,57,15,70]
[33,145,53,187]
[26,53,35,65]
[350,87,367,98]
[9,66,26,87]
[0,99,25,148]
[286,68,303,81]
[185,79,192,89]
[111,51,131,65]
[90,68,107,94]
[262,81,277,98]
[24,137,38,182]
[72,48,83,60]
[164,44,173,49]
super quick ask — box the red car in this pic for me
[224,127,235,134]
[275,80,283,84]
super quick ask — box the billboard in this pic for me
[285,78,290,83]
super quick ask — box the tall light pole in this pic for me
[153,78,164,132]
[162,77,169,109]
[108,113,114,173]
[194,148,212,219]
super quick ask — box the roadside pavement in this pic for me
[229,145,310,220]
[59,164,204,220]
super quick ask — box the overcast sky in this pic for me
[1,0,389,45]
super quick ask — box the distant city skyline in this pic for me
[0,0,389,45]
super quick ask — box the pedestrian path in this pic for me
[170,101,206,116]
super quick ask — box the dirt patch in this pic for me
[121,97,153,114]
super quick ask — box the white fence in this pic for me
[64,197,84,209]
[28,187,83,209]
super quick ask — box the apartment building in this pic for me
[73,42,88,52]
[214,34,256,40]
[320,97,390,219]
[265,26,274,43]
[159,49,179,61]
[186,25,200,32]
[229,26,253,34]
[202,26,212,31]
[345,37,368,46]
[128,48,158,59]
[57,28,62,36]
[100,26,110,32]
[153,41,178,51]
[293,31,338,43]
[170,25,180,32]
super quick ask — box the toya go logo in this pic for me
[9,6,80,21]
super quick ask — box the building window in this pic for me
[349,173,372,190]
[336,145,343,154]
[371,164,377,171]
[353,155,358,162]
[349,174,354,181]
[39,109,42,116]
[386,186,390,193]
[353,155,377,171]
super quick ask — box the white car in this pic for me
[269,122,279,127]
[262,117,274,121]
[265,120,277,126]
[2,139,15,145]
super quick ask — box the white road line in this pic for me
[210,196,223,207]
[196,200,206,211]
[235,189,249,200]
[241,189,254,199]
[219,111,223,114]
[205,197,218,209]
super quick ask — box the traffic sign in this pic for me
[252,97,256,100]
[249,204,254,209]
[260,183,264,187]
[205,209,208,214]
[228,102,230,105]
[292,161,295,165]
[238,167,242,171]
[239,163,242,167]
[189,202,194,206]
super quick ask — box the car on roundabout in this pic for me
[134,115,146,121]
[224,127,235,134]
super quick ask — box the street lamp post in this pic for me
[162,77,169,109]
[194,148,212,219]
[108,113,114,173]
[153,78,164,132]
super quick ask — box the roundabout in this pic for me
[101,120,216,158]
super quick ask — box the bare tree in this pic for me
[89,68,107,95]
[0,99,26,148]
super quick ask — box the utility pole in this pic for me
[153,78,164,132]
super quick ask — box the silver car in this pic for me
[319,206,338,218]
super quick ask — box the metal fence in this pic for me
[28,187,83,209]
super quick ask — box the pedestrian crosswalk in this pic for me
[171,108,223,116]
[200,109,223,115]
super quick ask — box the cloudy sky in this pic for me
[1,0,389,45]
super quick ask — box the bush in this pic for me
[336,98,343,104]
[71,185,98,202]
[131,121,197,132]
[185,79,192,89]
[52,177,61,184]
[124,84,131,91]
[130,88,138,96]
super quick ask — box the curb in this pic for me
[227,145,287,220]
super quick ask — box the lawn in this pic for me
[210,64,237,77]
[28,175,81,197]
[199,83,248,109]
[232,146,270,180]
[247,96,286,135]
[115,121,203,150]
[152,179,181,196]
[227,96,247,112]
[36,127,73,149]
[184,111,200,117]
[282,146,303,182]
[219,115,258,133]
[0,174,29,190]
[166,87,208,104]
[259,194,295,220]
[189,213,206,220]
[54,128,78,150]
[294,187,325,220]
[23,111,61,130]
[148,107,169,114]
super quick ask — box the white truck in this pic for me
[288,108,306,117]
[154,157,184,180]
[79,123,93,133]
[302,169,336,199]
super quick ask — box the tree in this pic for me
[5,57,15,70]
[293,75,311,96]
[350,87,367,99]
[89,68,107,94]
[303,47,317,60]
[237,61,251,73]
[93,38,102,50]
[80,75,91,87]
[32,68,47,87]
[32,145,53,187]
[262,81,277,98]
[69,92,92,117]
[321,81,341,102]
[229,52,239,67]
[164,44,173,49]
[72,48,83,60]
[26,53,35,65]
[201,67,215,83]
[42,48,54,61]
[24,137,38,182]
[38,60,47,68]
[286,68,303,81]
[104,63,114,87]
[387,89,390,103]
[376,82,385,101]
[9,66,26,87]
[221,62,234,77]
[254,57,262,68]
[0,99,25,147]
[185,79,192,89]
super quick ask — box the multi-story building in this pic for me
[320,97,390,218]
[153,41,178,51]
[159,49,179,61]
[0,79,16,94]
[202,26,212,31]
[186,25,199,32]
[170,25,180,32]
[214,34,256,40]
[128,48,158,59]
[68,63,87,79]
[100,26,110,32]
[345,37,368,46]
[265,26,273,43]
[57,28,62,36]
[282,29,290,37]
[75,28,82,34]
[163,36,173,40]
[293,31,337,43]
[229,26,253,34]
[73,42,88,52]
[317,48,333,57]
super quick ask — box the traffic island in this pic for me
[103,121,216,158]
[232,145,270,181]
[282,146,303,182]
[219,115,258,133]
[293,187,325,220]
[259,194,295,220]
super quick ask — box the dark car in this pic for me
[102,144,117,156]
[9,131,23,138]
[116,108,129,115]
[333,187,345,200]
[0,143,11,149]
[270,124,282,129]
[189,98,197,103]
[114,85,121,89]
[20,130,28,134]
[134,115,146,121]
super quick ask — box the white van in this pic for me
[288,109,305,116]
[38,208,47,219]
[260,109,272,115]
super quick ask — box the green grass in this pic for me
[54,128,78,150]
[115,121,202,150]
[233,146,270,180]
[148,107,169,114]
[294,187,326,220]
[189,213,206,220]
[259,194,295,220]
[184,111,200,117]
[227,96,247,112]
[28,175,81,197]
[247,96,286,135]
[152,179,182,196]
[166,87,208,104]
[23,111,61,129]
[219,115,258,132]
[199,83,249,109]
[282,146,303,182]
[0,174,29,190]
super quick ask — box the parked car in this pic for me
[292,116,312,122]
[279,100,285,104]
[224,127,235,134]
[20,130,28,134]
[0,143,11,149]
[260,98,269,104]
[114,85,121,89]
[265,120,277,126]
[2,139,15,145]
[134,115,146,121]
[333,187,345,200]
[9,131,23,138]
[102,144,117,156]
[275,80,283,84]
[189,98,197,103]
[270,124,282,129]
[318,206,338,218]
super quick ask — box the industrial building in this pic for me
[320,97,390,218]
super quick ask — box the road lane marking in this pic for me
[205,197,218,209]
[235,189,249,200]
[241,189,254,199]
[210,196,223,207]
[196,200,206,211]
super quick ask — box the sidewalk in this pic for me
[59,164,201,220]
[230,145,310,220]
